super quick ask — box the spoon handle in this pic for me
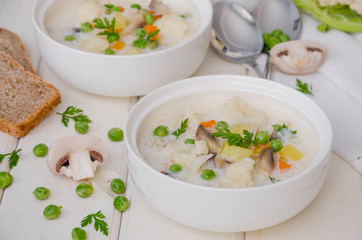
[250,62,264,79]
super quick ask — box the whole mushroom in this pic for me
[47,135,108,181]
[270,40,327,75]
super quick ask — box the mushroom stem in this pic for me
[68,149,98,181]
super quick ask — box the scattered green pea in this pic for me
[0,171,12,189]
[271,28,283,37]
[64,35,76,42]
[110,178,125,194]
[104,48,115,55]
[72,227,87,240]
[80,22,92,33]
[33,143,48,157]
[201,169,216,181]
[272,124,282,132]
[269,138,283,152]
[33,187,50,200]
[169,164,182,173]
[74,121,89,134]
[107,32,120,43]
[113,196,129,212]
[255,131,270,145]
[43,204,62,220]
[108,128,124,142]
[133,38,147,49]
[279,34,290,42]
[215,121,229,132]
[144,12,154,25]
[153,125,168,137]
[76,183,93,198]
[148,39,160,50]
[136,28,146,38]
[184,138,195,144]
[131,4,141,10]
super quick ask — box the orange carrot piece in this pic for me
[112,41,125,51]
[279,160,291,171]
[144,24,158,34]
[117,5,124,12]
[153,14,163,21]
[200,120,216,128]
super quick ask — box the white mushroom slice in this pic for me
[270,40,327,75]
[48,135,108,181]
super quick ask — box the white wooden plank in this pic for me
[245,153,362,240]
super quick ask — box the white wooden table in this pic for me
[0,1,361,239]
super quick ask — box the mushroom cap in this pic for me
[47,135,108,175]
[270,40,327,75]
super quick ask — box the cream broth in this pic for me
[45,0,200,55]
[138,95,319,188]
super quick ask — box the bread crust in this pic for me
[0,51,61,137]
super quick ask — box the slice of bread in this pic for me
[0,51,61,137]
[0,28,36,74]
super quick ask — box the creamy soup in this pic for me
[138,96,319,188]
[45,0,200,55]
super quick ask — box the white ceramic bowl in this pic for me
[31,0,212,97]
[125,75,333,232]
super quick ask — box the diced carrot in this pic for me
[144,24,158,34]
[153,14,163,21]
[112,41,125,51]
[149,10,155,14]
[117,5,124,12]
[279,160,291,171]
[200,120,216,128]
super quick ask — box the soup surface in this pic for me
[45,0,200,55]
[138,95,319,188]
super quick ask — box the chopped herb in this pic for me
[184,138,195,144]
[268,176,279,183]
[212,129,257,148]
[296,79,313,96]
[93,17,120,43]
[180,14,187,19]
[272,123,297,135]
[81,211,109,236]
[56,106,91,127]
[0,149,21,169]
[317,23,330,33]
[172,118,188,139]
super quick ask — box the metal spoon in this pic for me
[211,1,264,78]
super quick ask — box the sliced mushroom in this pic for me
[120,13,144,38]
[270,40,327,75]
[257,147,276,174]
[48,135,108,181]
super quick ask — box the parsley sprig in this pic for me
[296,79,313,95]
[93,17,120,43]
[0,149,21,169]
[56,106,91,127]
[81,211,109,236]
[172,118,188,139]
[212,129,257,148]
[273,123,297,135]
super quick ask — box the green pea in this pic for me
[144,12,154,25]
[0,171,12,189]
[169,164,182,173]
[263,32,271,42]
[267,36,280,49]
[72,227,87,240]
[33,143,48,157]
[76,183,93,198]
[153,126,168,137]
[131,4,141,10]
[113,196,129,212]
[278,34,290,42]
[43,204,62,220]
[74,121,89,134]
[64,35,76,41]
[104,48,115,55]
[110,178,125,194]
[133,38,147,49]
[269,138,283,152]
[80,22,92,33]
[110,6,122,13]
[255,131,270,145]
[214,121,229,132]
[136,28,146,38]
[272,124,282,132]
[184,138,195,144]
[108,128,124,141]
[148,39,160,50]
[107,32,120,43]
[33,187,50,200]
[201,169,216,181]
[271,28,283,37]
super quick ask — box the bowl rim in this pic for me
[31,0,212,58]
[125,74,333,193]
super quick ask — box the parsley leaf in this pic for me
[172,118,188,139]
[269,176,279,183]
[81,211,109,236]
[0,149,21,169]
[56,106,91,127]
[93,17,120,42]
[212,129,256,148]
[296,79,313,95]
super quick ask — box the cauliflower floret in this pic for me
[225,157,255,187]
[317,0,362,15]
